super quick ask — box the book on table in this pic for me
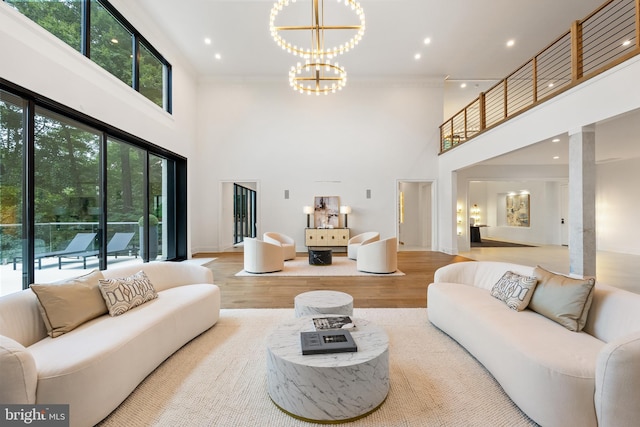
[312,316,355,331]
[300,329,358,355]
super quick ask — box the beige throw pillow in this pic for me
[99,271,158,316]
[30,269,107,338]
[490,271,538,311]
[529,265,596,331]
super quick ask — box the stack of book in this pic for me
[300,316,358,355]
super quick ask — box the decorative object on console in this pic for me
[470,204,480,226]
[303,205,314,228]
[340,205,352,228]
[314,196,339,228]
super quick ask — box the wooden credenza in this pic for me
[305,228,350,247]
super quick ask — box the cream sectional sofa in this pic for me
[0,262,220,427]
[428,261,640,427]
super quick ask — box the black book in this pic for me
[300,329,358,355]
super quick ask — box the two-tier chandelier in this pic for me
[269,0,365,95]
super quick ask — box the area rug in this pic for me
[98,308,536,427]
[235,256,405,277]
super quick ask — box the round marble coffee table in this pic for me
[266,316,389,422]
[294,290,353,317]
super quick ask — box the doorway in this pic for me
[397,181,433,251]
[221,181,258,250]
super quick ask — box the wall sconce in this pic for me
[457,206,463,235]
[340,205,352,228]
[471,204,480,226]
[303,206,314,228]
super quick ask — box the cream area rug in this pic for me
[236,256,405,277]
[98,308,536,427]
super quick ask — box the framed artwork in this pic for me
[313,196,340,228]
[506,194,530,227]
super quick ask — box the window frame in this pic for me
[3,0,172,113]
[0,77,186,291]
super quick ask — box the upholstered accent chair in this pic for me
[263,232,296,261]
[356,237,398,274]
[347,231,380,260]
[243,238,284,273]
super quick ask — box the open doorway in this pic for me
[397,181,433,251]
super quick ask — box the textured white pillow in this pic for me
[490,271,538,311]
[99,271,157,316]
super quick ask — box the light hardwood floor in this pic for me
[194,251,470,309]
[196,244,640,309]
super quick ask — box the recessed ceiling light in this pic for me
[552,138,560,142]
[414,53,421,60]
[111,38,118,44]
[548,82,554,87]
[553,156,560,160]
[622,40,631,46]
[424,37,431,45]
[506,39,515,47]
[460,83,467,88]
[214,53,221,60]
[204,38,212,45]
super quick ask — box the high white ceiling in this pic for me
[135,0,639,166]
[136,0,604,81]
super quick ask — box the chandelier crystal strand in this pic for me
[270,0,365,95]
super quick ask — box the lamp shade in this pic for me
[340,206,352,214]
[303,206,314,214]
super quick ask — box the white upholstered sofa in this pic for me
[428,261,640,427]
[0,262,220,427]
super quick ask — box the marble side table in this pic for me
[266,317,389,422]
[294,290,353,317]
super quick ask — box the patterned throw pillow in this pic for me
[98,271,158,316]
[490,271,538,311]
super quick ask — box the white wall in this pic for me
[192,79,443,252]
[597,157,640,255]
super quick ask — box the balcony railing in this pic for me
[440,0,640,153]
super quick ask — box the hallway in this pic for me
[459,242,640,294]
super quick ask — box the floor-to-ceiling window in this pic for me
[0,82,186,296]
[0,90,25,296]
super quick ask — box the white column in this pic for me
[568,125,596,277]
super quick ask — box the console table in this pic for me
[305,228,349,247]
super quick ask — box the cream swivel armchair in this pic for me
[356,237,398,274]
[243,238,284,273]
[263,232,296,261]
[347,231,380,260]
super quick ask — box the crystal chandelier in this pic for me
[269,0,365,95]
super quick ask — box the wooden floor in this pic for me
[194,251,471,309]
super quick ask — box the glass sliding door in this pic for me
[106,137,143,267]
[147,153,167,261]
[33,107,101,280]
[234,184,256,245]
[0,90,26,295]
